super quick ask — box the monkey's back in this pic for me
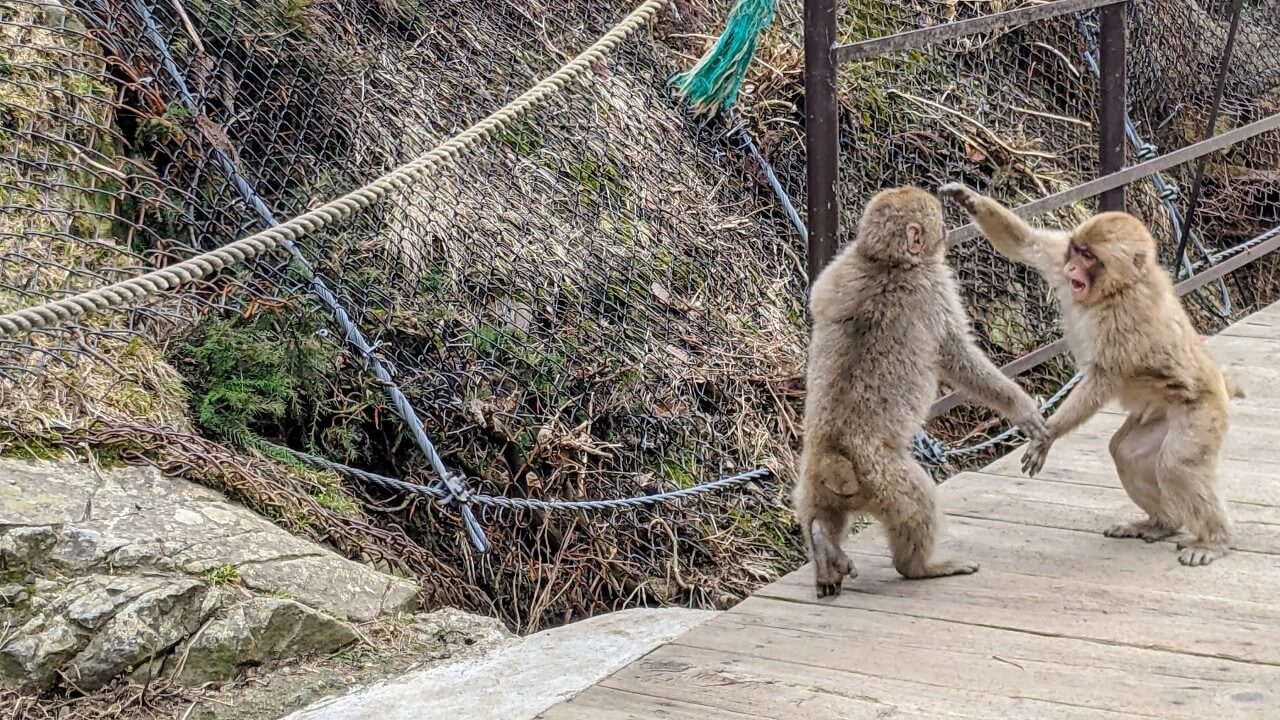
[805,258,948,460]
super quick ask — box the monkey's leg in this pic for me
[1104,414,1179,542]
[1158,409,1233,567]
[877,456,979,580]
[794,455,858,596]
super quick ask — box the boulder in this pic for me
[174,598,358,685]
[0,457,421,691]
[65,577,215,691]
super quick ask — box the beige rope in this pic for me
[0,0,671,337]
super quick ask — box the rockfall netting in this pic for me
[1,0,1278,634]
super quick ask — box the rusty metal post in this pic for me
[804,0,839,290]
[1174,0,1245,273]
[1096,2,1127,212]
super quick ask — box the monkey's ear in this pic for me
[1133,250,1147,269]
[905,223,925,256]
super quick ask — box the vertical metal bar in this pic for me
[804,0,839,290]
[1096,2,1127,212]
[1173,0,1245,274]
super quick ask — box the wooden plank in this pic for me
[540,311,1280,720]
[759,555,1280,665]
[673,597,1280,719]
[1219,305,1280,341]
[980,407,1280,483]
[981,447,1280,507]
[599,642,1130,720]
[537,684,762,719]
[767,516,1280,604]
[936,472,1280,553]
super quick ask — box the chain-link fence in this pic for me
[2,0,1279,634]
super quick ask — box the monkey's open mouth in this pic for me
[1070,279,1088,298]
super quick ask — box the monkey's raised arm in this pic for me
[938,183,1068,279]
[938,324,1048,443]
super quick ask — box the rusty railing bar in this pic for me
[945,110,1280,247]
[1173,0,1246,273]
[930,226,1280,419]
[834,0,1124,64]
[804,0,841,290]
[1096,2,1127,212]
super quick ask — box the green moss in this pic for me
[495,114,546,158]
[203,564,240,586]
[1,438,63,461]
[175,308,357,456]
[314,489,358,515]
[658,456,697,489]
[464,325,517,356]
[568,155,628,207]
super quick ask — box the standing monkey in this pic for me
[940,182,1238,566]
[795,187,1049,597]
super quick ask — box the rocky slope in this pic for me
[0,457,418,691]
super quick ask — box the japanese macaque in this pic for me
[941,182,1237,566]
[794,186,1050,597]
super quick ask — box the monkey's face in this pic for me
[1066,213,1152,303]
[1063,241,1099,303]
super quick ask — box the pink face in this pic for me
[1063,242,1098,303]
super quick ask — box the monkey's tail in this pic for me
[1223,371,1246,400]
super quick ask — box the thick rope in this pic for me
[127,0,491,550]
[0,0,671,337]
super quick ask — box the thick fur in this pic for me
[794,187,1049,597]
[941,182,1236,567]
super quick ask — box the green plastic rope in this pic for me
[671,0,776,115]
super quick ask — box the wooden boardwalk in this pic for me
[538,301,1280,720]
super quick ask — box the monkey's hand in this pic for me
[1012,404,1050,445]
[938,182,980,214]
[1021,436,1053,477]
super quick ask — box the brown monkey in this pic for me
[940,182,1237,566]
[795,186,1050,597]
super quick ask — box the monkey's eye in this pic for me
[1073,245,1095,261]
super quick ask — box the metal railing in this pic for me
[799,0,1280,420]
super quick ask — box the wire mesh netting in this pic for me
[2,0,1279,634]
[737,0,1280,468]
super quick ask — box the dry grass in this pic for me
[0,1,191,437]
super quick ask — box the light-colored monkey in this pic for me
[940,182,1238,566]
[794,187,1050,597]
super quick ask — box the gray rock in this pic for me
[32,579,61,595]
[174,598,358,685]
[0,615,84,688]
[64,576,164,630]
[64,578,214,691]
[0,526,56,567]
[238,558,418,623]
[0,585,28,606]
[47,527,128,571]
[0,456,422,690]
[0,458,94,525]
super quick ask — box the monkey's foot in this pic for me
[1104,518,1178,543]
[814,552,857,598]
[1176,542,1229,567]
[899,557,979,580]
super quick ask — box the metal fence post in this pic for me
[1097,1,1127,212]
[1173,0,1245,272]
[804,0,839,290]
